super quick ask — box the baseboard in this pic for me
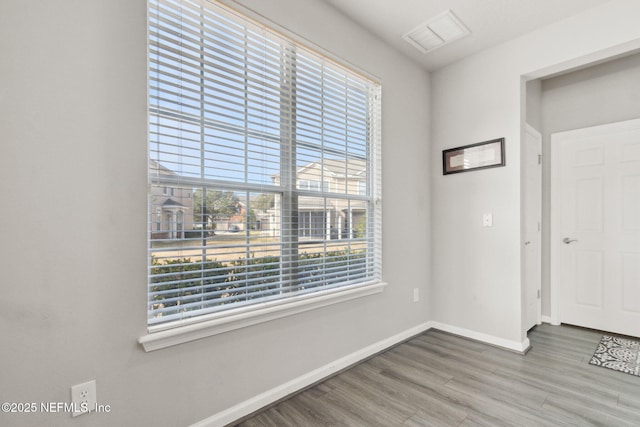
[191,321,433,427]
[429,321,530,354]
[541,315,552,324]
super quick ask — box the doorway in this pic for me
[524,50,640,342]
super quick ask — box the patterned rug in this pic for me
[589,335,640,377]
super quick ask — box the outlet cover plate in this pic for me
[71,380,96,417]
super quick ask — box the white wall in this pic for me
[0,0,430,426]
[539,52,640,316]
[430,0,640,347]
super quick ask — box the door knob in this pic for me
[563,237,578,244]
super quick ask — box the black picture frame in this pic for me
[442,138,505,175]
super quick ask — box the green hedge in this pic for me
[149,250,366,320]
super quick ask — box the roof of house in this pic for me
[149,159,177,176]
[321,158,366,177]
[291,158,367,179]
[162,198,186,208]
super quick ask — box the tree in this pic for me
[193,189,239,230]
[252,193,275,211]
[247,208,258,230]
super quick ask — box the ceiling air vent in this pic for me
[402,10,470,54]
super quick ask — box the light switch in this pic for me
[482,213,493,227]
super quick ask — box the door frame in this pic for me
[549,118,640,326]
[523,123,542,330]
[521,37,640,336]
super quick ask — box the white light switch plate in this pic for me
[482,213,493,227]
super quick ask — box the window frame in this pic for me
[140,0,384,351]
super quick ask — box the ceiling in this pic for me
[321,0,611,71]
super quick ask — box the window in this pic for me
[358,181,367,196]
[298,179,330,192]
[147,0,382,333]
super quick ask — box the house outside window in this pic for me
[146,0,382,331]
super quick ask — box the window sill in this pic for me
[138,281,387,352]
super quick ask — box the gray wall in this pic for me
[430,0,640,348]
[539,53,640,316]
[0,0,430,426]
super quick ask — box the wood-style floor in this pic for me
[234,324,640,426]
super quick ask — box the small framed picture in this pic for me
[442,138,505,175]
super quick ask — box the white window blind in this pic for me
[147,0,382,329]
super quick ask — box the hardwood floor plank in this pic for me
[495,362,621,405]
[542,394,639,427]
[368,364,471,424]
[443,371,548,410]
[292,391,365,426]
[435,378,561,427]
[401,340,499,378]
[403,407,467,427]
[234,324,640,427]
[459,408,548,427]
[324,365,417,425]
[619,392,640,412]
[370,347,454,385]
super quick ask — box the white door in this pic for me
[551,119,640,337]
[524,124,542,331]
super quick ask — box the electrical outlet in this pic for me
[71,380,96,417]
[413,288,419,302]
